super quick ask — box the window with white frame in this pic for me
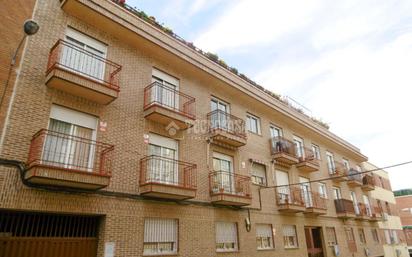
[151,68,180,110]
[246,113,261,134]
[342,158,350,171]
[318,183,327,199]
[355,165,362,172]
[371,228,379,243]
[358,228,366,244]
[326,152,335,174]
[332,187,342,200]
[311,144,321,160]
[43,105,98,171]
[384,230,391,244]
[215,222,238,252]
[282,225,298,248]
[251,163,267,186]
[143,218,178,255]
[293,135,304,158]
[269,125,282,138]
[148,133,178,185]
[256,224,273,250]
[391,230,399,244]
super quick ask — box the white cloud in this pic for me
[194,0,412,189]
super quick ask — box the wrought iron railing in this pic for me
[209,171,250,197]
[47,39,122,90]
[207,110,246,138]
[143,81,196,119]
[270,136,297,157]
[334,199,355,214]
[27,129,114,176]
[276,186,305,206]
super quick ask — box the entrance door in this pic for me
[305,227,324,257]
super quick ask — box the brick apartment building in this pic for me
[0,0,403,256]
[395,189,412,256]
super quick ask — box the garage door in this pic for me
[0,210,100,257]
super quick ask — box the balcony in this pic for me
[270,137,299,167]
[139,156,197,200]
[209,171,251,206]
[362,174,375,191]
[347,169,363,187]
[26,129,113,190]
[334,199,356,219]
[295,147,319,173]
[45,40,121,105]
[275,186,306,213]
[207,110,247,147]
[143,82,196,130]
[370,206,383,222]
[304,191,327,215]
[328,161,349,182]
[355,203,372,220]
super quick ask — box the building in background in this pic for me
[365,162,409,257]
[395,189,412,256]
[0,0,401,257]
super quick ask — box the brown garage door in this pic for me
[0,210,100,257]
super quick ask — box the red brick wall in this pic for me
[0,0,37,137]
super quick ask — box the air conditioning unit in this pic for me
[364,247,370,256]
[396,249,402,257]
[333,244,340,257]
[382,213,389,221]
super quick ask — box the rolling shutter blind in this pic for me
[256,224,272,238]
[283,225,296,237]
[216,222,237,244]
[253,164,266,178]
[144,218,177,243]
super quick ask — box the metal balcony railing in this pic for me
[139,155,197,189]
[270,136,298,157]
[209,171,251,197]
[334,199,355,214]
[207,110,246,138]
[27,129,114,176]
[297,146,319,165]
[143,81,196,119]
[276,186,305,206]
[306,191,327,209]
[348,168,363,183]
[362,174,375,187]
[47,39,122,90]
[328,161,348,177]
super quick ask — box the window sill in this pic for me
[143,253,178,256]
[216,250,238,253]
[284,247,299,250]
[257,248,275,251]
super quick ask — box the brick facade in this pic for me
[0,0,393,256]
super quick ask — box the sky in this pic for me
[128,0,412,190]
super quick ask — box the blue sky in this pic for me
[128,0,412,190]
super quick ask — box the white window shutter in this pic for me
[256,224,272,238]
[144,218,177,243]
[216,222,237,244]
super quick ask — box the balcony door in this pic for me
[212,152,234,194]
[363,195,372,216]
[151,68,180,110]
[332,187,341,200]
[293,136,304,159]
[42,105,98,172]
[275,170,290,204]
[148,133,178,185]
[300,177,312,207]
[350,191,360,215]
[326,152,335,174]
[210,98,230,130]
[62,28,107,81]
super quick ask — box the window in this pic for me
[326,152,335,174]
[350,191,359,215]
[293,136,304,158]
[151,68,180,109]
[311,144,321,160]
[282,225,298,248]
[210,97,230,130]
[148,133,178,185]
[275,170,290,203]
[299,177,312,207]
[216,222,238,252]
[269,125,283,138]
[43,105,98,171]
[246,113,261,134]
[385,202,392,215]
[251,163,267,186]
[345,227,357,252]
[332,187,341,200]
[256,224,274,250]
[326,227,337,246]
[212,152,234,194]
[371,229,379,243]
[318,183,327,199]
[363,195,372,216]
[143,218,178,255]
[63,28,107,80]
[358,228,366,244]
[355,165,362,172]
[384,230,391,244]
[342,159,350,171]
[391,230,399,244]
